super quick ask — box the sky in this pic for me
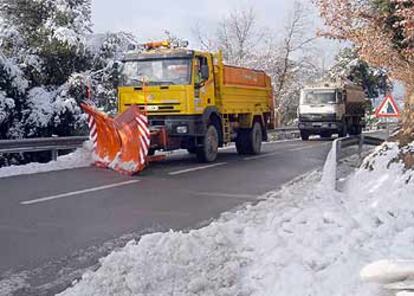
[91,0,311,45]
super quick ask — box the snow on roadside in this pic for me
[0,141,93,178]
[59,141,414,296]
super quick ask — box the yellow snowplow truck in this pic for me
[82,41,274,175]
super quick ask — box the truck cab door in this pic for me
[194,54,215,113]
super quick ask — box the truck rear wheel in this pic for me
[236,130,248,155]
[196,125,219,162]
[248,122,262,155]
[236,122,262,155]
[349,124,362,135]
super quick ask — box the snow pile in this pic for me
[361,259,414,284]
[59,142,414,296]
[318,139,337,192]
[0,141,93,178]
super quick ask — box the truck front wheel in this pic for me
[196,125,219,162]
[300,131,310,141]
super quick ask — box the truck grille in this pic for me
[124,103,181,113]
[299,114,336,122]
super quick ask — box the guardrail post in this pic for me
[358,135,364,158]
[51,134,59,161]
[51,149,58,161]
[336,140,341,163]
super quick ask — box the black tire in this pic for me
[320,132,332,139]
[355,125,362,135]
[236,122,262,155]
[196,125,219,162]
[235,129,249,155]
[187,147,197,154]
[338,121,347,138]
[300,131,309,141]
[338,125,348,138]
[148,149,156,156]
[349,124,362,136]
[247,122,263,155]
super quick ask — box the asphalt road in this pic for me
[0,135,380,295]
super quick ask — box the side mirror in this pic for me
[200,65,209,80]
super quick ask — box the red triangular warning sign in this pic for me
[375,95,401,118]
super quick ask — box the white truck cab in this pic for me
[298,80,366,140]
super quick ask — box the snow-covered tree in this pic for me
[86,32,137,113]
[329,47,392,99]
[247,41,322,125]
[0,0,92,140]
[216,7,264,66]
[194,7,263,65]
[328,47,393,129]
[0,0,94,165]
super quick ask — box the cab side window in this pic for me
[195,56,209,86]
[337,91,343,103]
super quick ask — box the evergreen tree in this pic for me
[329,47,392,99]
[0,0,93,165]
[0,0,93,138]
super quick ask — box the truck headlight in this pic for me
[176,126,188,134]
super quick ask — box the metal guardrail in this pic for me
[333,135,385,190]
[0,136,89,160]
[269,127,300,140]
[336,134,385,162]
[0,128,300,161]
[273,126,299,132]
[0,130,383,165]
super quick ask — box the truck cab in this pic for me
[113,41,273,165]
[298,81,366,140]
[118,48,215,154]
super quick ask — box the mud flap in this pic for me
[81,103,150,175]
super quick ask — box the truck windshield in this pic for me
[301,90,337,105]
[121,58,192,86]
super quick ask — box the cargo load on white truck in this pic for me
[297,79,367,140]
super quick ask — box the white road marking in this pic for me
[244,142,330,161]
[168,162,228,175]
[21,180,140,205]
[194,192,257,200]
[264,138,302,145]
[243,151,281,161]
[219,138,301,151]
[288,143,330,152]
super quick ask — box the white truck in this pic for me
[297,79,367,140]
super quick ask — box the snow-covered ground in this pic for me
[0,141,93,178]
[57,141,413,296]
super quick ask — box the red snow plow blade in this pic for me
[81,103,150,175]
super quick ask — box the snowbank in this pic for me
[59,142,414,296]
[0,141,93,178]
